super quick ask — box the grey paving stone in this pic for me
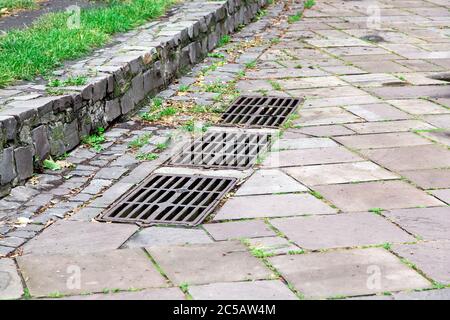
[262,147,362,168]
[383,207,450,240]
[246,237,301,256]
[57,287,185,300]
[0,258,23,300]
[394,288,450,300]
[122,227,213,248]
[23,220,138,255]
[214,194,337,221]
[0,246,16,257]
[362,145,450,171]
[269,248,430,299]
[345,120,436,134]
[388,99,449,115]
[274,137,338,150]
[335,132,432,149]
[147,241,273,286]
[296,107,363,126]
[89,182,134,208]
[430,189,450,204]
[68,207,103,221]
[203,220,275,241]
[400,169,450,189]
[0,237,26,248]
[294,125,355,137]
[189,280,298,300]
[81,179,112,195]
[315,181,444,212]
[235,169,307,196]
[422,114,450,130]
[391,241,450,284]
[283,161,398,186]
[94,167,128,180]
[344,103,411,121]
[271,213,415,250]
[17,248,167,297]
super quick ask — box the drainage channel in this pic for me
[98,95,302,226]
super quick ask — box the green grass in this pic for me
[47,75,88,87]
[82,127,105,152]
[128,133,152,149]
[288,11,303,24]
[304,0,316,9]
[43,159,61,171]
[136,152,158,161]
[217,34,231,47]
[0,0,36,12]
[0,0,175,87]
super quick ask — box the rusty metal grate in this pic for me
[220,95,302,128]
[168,131,271,169]
[99,173,237,226]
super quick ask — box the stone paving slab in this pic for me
[387,99,449,115]
[0,258,23,300]
[361,145,450,171]
[235,169,307,196]
[270,213,415,250]
[383,207,450,241]
[214,194,337,220]
[399,169,450,189]
[391,241,450,284]
[430,189,450,204]
[268,248,430,299]
[17,248,167,297]
[294,125,355,137]
[203,220,275,241]
[146,241,273,286]
[343,103,411,121]
[275,137,338,150]
[56,287,186,300]
[422,115,450,129]
[188,280,298,300]
[394,288,450,300]
[334,132,432,149]
[122,227,213,248]
[345,120,436,134]
[314,181,444,212]
[283,161,399,186]
[262,147,363,168]
[295,107,364,126]
[23,220,138,255]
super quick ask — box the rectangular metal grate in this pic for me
[99,173,237,226]
[220,95,302,128]
[168,131,271,169]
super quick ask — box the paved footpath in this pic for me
[1,0,450,300]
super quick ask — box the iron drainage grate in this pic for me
[220,95,302,128]
[167,131,272,169]
[99,173,237,226]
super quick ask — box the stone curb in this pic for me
[0,0,269,196]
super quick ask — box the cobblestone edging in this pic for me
[0,0,269,196]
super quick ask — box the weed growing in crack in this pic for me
[304,0,316,9]
[82,127,105,152]
[136,152,158,161]
[128,132,152,149]
[288,12,303,24]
